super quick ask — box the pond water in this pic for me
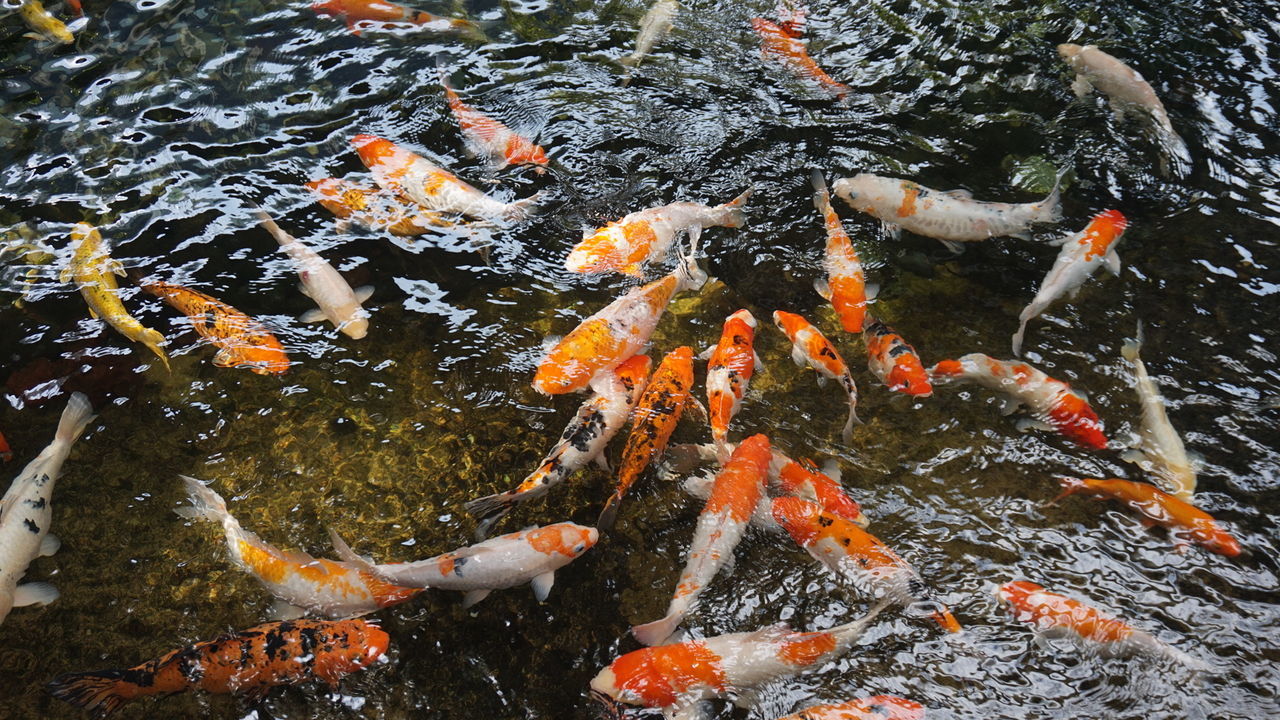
[1,0,1277,718]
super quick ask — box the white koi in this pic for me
[1120,324,1197,503]
[621,0,679,71]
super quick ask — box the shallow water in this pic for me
[1,0,1279,718]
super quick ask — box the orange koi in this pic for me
[775,695,926,720]
[778,456,866,527]
[773,0,806,38]
[632,434,772,646]
[49,618,388,717]
[812,170,871,333]
[1050,477,1241,557]
[66,0,82,17]
[863,315,931,397]
[772,496,961,633]
[139,279,290,375]
[311,0,480,37]
[441,73,548,172]
[305,177,459,236]
[706,308,761,460]
[752,17,850,101]
[599,346,695,530]
[773,310,860,442]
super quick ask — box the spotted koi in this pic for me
[752,17,849,100]
[306,177,460,237]
[863,315,931,397]
[311,0,482,38]
[774,695,926,720]
[773,310,861,443]
[139,279,290,375]
[812,170,871,333]
[706,309,761,461]
[441,72,548,172]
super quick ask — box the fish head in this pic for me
[528,522,599,558]
[769,496,823,545]
[351,134,409,175]
[356,622,392,666]
[661,345,695,373]
[726,308,758,330]
[731,433,773,471]
[1056,43,1084,61]
[564,235,613,274]
[1047,394,1107,449]
[612,354,652,398]
[339,310,370,340]
[926,358,966,384]
[887,361,933,397]
[771,310,804,337]
[830,174,876,210]
[993,580,1044,612]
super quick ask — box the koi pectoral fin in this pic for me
[530,571,556,602]
[39,533,61,557]
[299,308,328,323]
[13,582,59,607]
[462,589,492,609]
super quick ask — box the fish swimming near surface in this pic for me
[255,210,372,340]
[306,178,460,237]
[832,173,1062,252]
[774,695,926,720]
[1048,477,1239,557]
[994,580,1211,670]
[929,353,1106,449]
[565,188,752,277]
[1057,43,1191,176]
[621,0,679,73]
[176,476,424,618]
[706,309,762,461]
[534,248,706,395]
[0,393,94,625]
[329,522,598,608]
[863,315,931,397]
[752,17,850,101]
[599,347,694,530]
[631,434,772,647]
[594,600,887,718]
[1012,210,1128,357]
[469,355,651,537]
[440,72,549,172]
[310,0,483,38]
[1119,324,1197,503]
[812,170,872,333]
[772,496,961,633]
[18,0,74,43]
[139,279,290,375]
[60,223,171,371]
[773,311,860,443]
[352,134,542,222]
[773,0,806,38]
[48,618,390,717]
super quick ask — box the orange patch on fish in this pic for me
[703,434,771,522]
[1079,209,1128,261]
[777,631,838,666]
[997,581,1133,644]
[896,184,920,218]
[608,642,727,708]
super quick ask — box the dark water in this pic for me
[2,0,1278,717]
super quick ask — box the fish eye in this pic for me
[573,543,586,554]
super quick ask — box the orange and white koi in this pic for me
[773,311,860,443]
[832,173,1062,251]
[772,496,961,633]
[177,476,424,618]
[632,434,772,646]
[352,134,540,222]
[468,355,651,536]
[706,308,762,460]
[139,279,290,375]
[994,581,1209,669]
[1012,210,1128,356]
[599,347,695,530]
[329,522,598,608]
[928,353,1107,449]
[775,695,925,720]
[812,170,871,333]
[752,17,849,101]
[49,619,389,717]
[306,178,459,237]
[594,601,886,717]
[863,315,931,397]
[534,251,705,395]
[255,211,372,340]
[311,0,481,37]
[1120,325,1197,502]
[566,189,752,277]
[1049,477,1240,557]
[441,73,548,172]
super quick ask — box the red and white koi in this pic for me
[812,170,872,333]
[441,72,548,172]
[752,17,850,101]
[772,496,961,633]
[256,210,372,339]
[774,695,925,720]
[706,309,761,461]
[311,0,482,38]
[468,355,651,536]
[329,522,598,608]
[773,310,860,443]
[1120,325,1197,502]
[1012,210,1128,356]
[178,476,424,618]
[863,315,931,397]
[631,434,772,647]
[928,353,1107,450]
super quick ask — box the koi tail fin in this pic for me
[464,492,518,540]
[1154,125,1191,179]
[810,169,834,214]
[55,392,95,447]
[675,234,708,293]
[829,596,892,641]
[930,604,963,633]
[631,609,684,647]
[597,492,623,532]
[1011,316,1030,358]
[48,669,142,718]
[841,395,860,444]
[175,475,234,527]
[1038,170,1066,225]
[254,209,298,248]
[502,191,545,223]
[713,186,754,228]
[1121,321,1144,363]
[1046,476,1087,507]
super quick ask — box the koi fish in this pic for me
[329,522,597,608]
[1120,324,1197,502]
[1049,477,1239,557]
[632,434,772,646]
[706,309,762,460]
[832,173,1062,252]
[255,210,372,340]
[534,250,706,395]
[1057,44,1190,176]
[773,311,860,443]
[306,178,459,237]
[772,496,961,633]
[929,353,1106,449]
[311,0,482,38]
[773,0,806,38]
[441,72,548,172]
[1012,210,1128,356]
[775,695,925,720]
[177,476,424,618]
[599,346,695,530]
[0,431,11,463]
[994,580,1210,670]
[0,393,93,625]
[139,279,290,375]
[60,224,171,371]
[812,170,871,333]
[621,0,678,72]
[565,188,752,277]
[352,134,541,222]
[863,315,931,397]
[468,355,651,537]
[594,601,887,717]
[752,17,849,101]
[66,0,81,16]
[49,618,389,717]
[18,0,74,44]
